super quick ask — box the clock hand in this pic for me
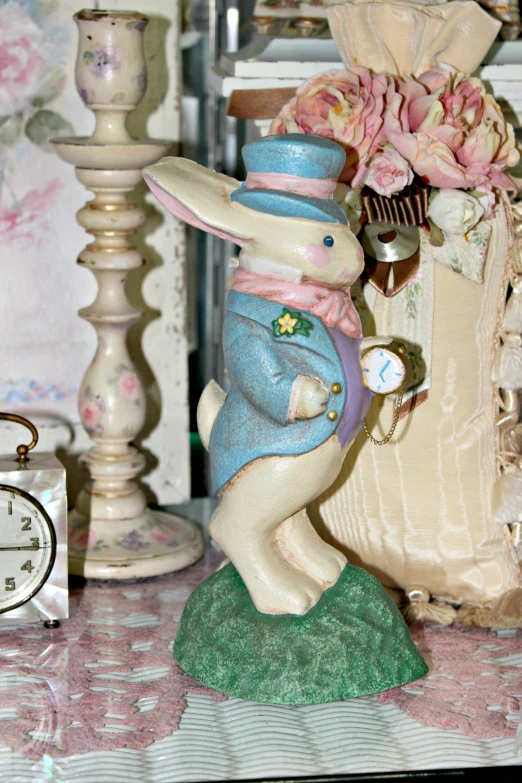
[0,545,42,551]
[379,360,391,382]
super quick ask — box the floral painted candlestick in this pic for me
[52,10,203,579]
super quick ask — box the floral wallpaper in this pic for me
[0,0,190,503]
[0,0,96,416]
[1,1,73,244]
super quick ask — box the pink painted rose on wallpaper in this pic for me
[0,2,74,247]
[0,3,46,116]
[0,2,72,151]
[0,2,82,416]
[0,178,63,246]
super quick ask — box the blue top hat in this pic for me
[230,134,348,225]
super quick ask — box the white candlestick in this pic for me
[53,10,203,579]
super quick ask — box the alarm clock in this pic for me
[361,342,409,395]
[0,413,68,628]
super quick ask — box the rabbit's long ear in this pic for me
[143,157,252,246]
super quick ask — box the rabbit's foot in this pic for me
[276,509,347,589]
[210,514,323,615]
[248,559,324,615]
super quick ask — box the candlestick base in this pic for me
[69,509,204,580]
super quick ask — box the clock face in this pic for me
[0,485,56,614]
[361,346,406,395]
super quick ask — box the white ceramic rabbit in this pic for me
[144,134,393,616]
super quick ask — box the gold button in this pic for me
[327,410,338,421]
[331,382,342,394]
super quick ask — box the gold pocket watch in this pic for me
[0,413,68,628]
[361,341,411,446]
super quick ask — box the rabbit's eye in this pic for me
[323,236,334,247]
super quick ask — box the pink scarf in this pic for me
[232,267,362,338]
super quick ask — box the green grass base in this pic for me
[175,563,428,704]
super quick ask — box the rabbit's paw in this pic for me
[289,375,329,421]
[276,510,347,589]
[250,569,324,616]
[290,544,346,590]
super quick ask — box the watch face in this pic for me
[0,485,56,614]
[361,347,406,395]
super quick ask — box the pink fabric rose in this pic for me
[118,372,140,400]
[270,67,390,184]
[363,144,413,196]
[387,65,519,192]
[0,4,46,116]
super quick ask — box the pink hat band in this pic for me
[245,171,338,200]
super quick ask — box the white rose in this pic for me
[334,184,362,235]
[427,189,485,236]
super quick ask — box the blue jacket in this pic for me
[209,290,371,493]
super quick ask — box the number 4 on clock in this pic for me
[21,560,34,574]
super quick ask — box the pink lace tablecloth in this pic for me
[0,552,225,760]
[379,623,521,740]
[0,552,520,761]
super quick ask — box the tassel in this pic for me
[503,424,522,454]
[513,205,522,275]
[457,606,497,628]
[502,389,520,413]
[511,521,522,562]
[503,290,522,333]
[403,585,457,626]
[492,334,522,389]
[497,390,521,430]
[457,590,522,628]
[493,470,522,524]
[497,410,519,431]
[492,588,522,626]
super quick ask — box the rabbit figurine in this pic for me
[144,134,392,616]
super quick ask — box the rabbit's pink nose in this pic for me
[306,243,330,268]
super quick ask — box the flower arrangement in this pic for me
[271,64,520,236]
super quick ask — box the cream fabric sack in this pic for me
[312,0,522,625]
